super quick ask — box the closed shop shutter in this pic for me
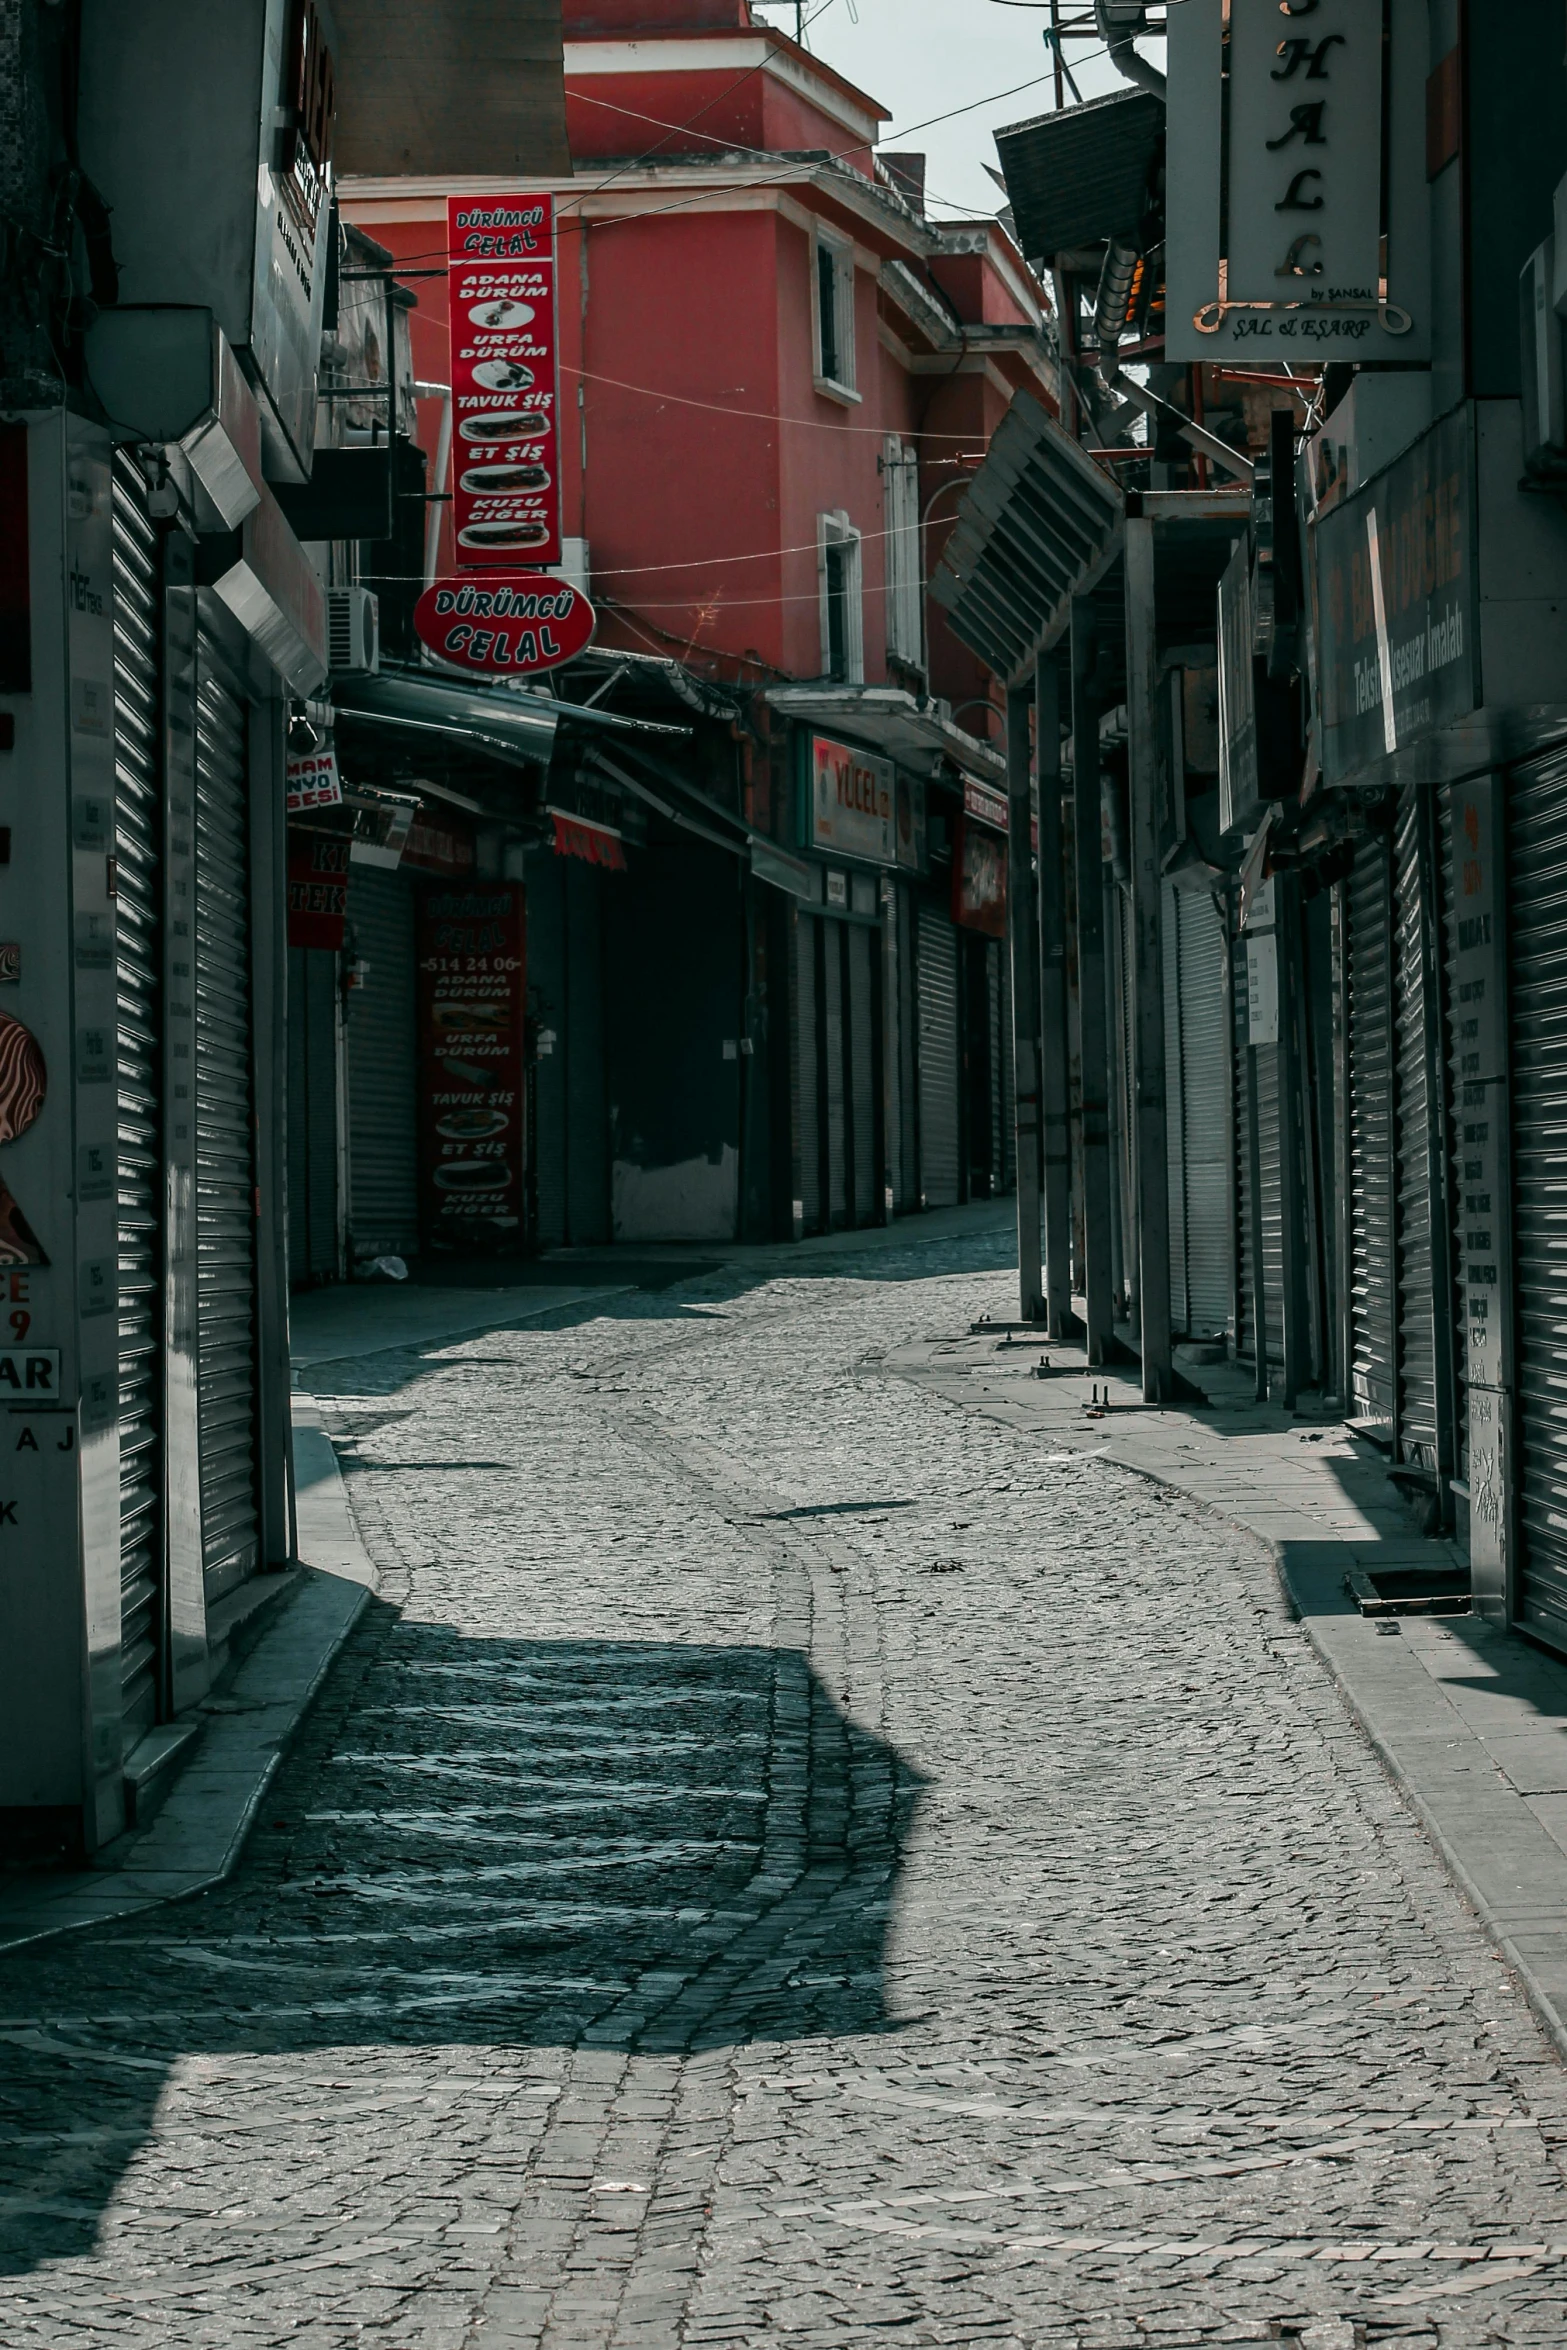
[1506,741,1567,1638]
[286,944,340,1283]
[897,888,918,1207]
[111,453,163,1743]
[795,909,820,1234]
[987,941,1004,1191]
[1347,834,1396,1432]
[848,918,877,1224]
[1169,887,1232,1341]
[1393,784,1438,1463]
[916,899,961,1207]
[565,861,609,1245]
[1232,924,1257,1362]
[1436,786,1469,1489]
[822,917,847,1227]
[1256,1037,1285,1372]
[1164,884,1190,1333]
[346,866,418,1262]
[999,945,1016,1192]
[194,629,259,1607]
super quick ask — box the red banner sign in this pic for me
[447,194,560,567]
[952,815,1007,938]
[287,834,351,950]
[413,573,595,675]
[416,882,527,1248]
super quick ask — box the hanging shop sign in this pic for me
[447,194,561,567]
[416,883,527,1247]
[952,815,1007,938]
[550,810,626,870]
[1313,405,1476,785]
[254,0,337,470]
[807,734,896,865]
[402,810,476,877]
[895,772,927,875]
[413,573,595,675]
[285,742,342,813]
[961,776,1009,834]
[286,833,351,950]
[1165,0,1429,364]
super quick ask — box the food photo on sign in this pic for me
[447,194,561,566]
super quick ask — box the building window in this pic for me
[883,436,922,670]
[813,230,858,398]
[819,511,864,682]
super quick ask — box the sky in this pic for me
[747,0,1165,223]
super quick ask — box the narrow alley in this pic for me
[3,1228,1566,2348]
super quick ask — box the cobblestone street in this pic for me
[5,1232,1567,2347]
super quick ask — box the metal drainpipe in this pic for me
[1093,0,1167,99]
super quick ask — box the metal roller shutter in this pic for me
[111,454,162,1742]
[1164,883,1189,1333]
[1000,945,1016,1192]
[1347,834,1396,1433]
[286,944,340,1283]
[848,919,876,1224]
[1233,924,1257,1362]
[896,888,918,1207]
[194,629,259,1607]
[795,910,820,1234]
[529,854,567,1252]
[1393,784,1437,1463]
[1506,742,1567,1638]
[1256,1037,1284,1373]
[346,867,418,1262]
[1436,785,1469,1491]
[823,917,847,1228]
[1172,887,1232,1340]
[916,899,961,1208]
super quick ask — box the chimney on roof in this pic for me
[882,153,927,216]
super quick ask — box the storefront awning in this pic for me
[762,686,1005,783]
[995,87,1164,261]
[930,390,1125,688]
[550,810,627,870]
[332,666,692,772]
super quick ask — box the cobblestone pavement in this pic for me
[4,1233,1567,2349]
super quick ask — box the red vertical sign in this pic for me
[447,194,561,567]
[417,882,528,1249]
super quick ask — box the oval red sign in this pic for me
[413,573,597,677]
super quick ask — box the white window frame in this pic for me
[811,226,860,402]
[883,435,923,671]
[818,510,864,683]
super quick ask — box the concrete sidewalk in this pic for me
[892,1315,1567,2066]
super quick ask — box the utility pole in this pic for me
[1071,595,1114,1365]
[1036,650,1074,1338]
[1007,684,1044,1323]
[1125,514,1173,1404]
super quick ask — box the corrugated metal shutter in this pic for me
[565,861,608,1245]
[1171,887,1232,1340]
[1256,1037,1285,1372]
[1164,883,1189,1333]
[111,454,162,1742]
[1233,923,1256,1361]
[1347,834,1395,1431]
[1506,742,1567,1639]
[897,888,918,1207]
[795,909,820,1233]
[986,940,1004,1191]
[916,899,961,1208]
[848,918,876,1224]
[346,867,418,1261]
[194,629,259,1607]
[1436,786,1468,1490]
[999,944,1016,1192]
[1393,784,1437,1463]
[823,917,847,1227]
[286,945,340,1283]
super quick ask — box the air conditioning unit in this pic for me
[325,585,380,677]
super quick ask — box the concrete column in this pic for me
[1006,685,1044,1323]
[1070,595,1114,1365]
[1035,651,1073,1338]
[1125,516,1173,1403]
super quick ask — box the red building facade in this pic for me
[322,0,1056,1257]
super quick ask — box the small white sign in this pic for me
[1246,933,1280,1048]
[0,1349,61,1398]
[286,746,343,813]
